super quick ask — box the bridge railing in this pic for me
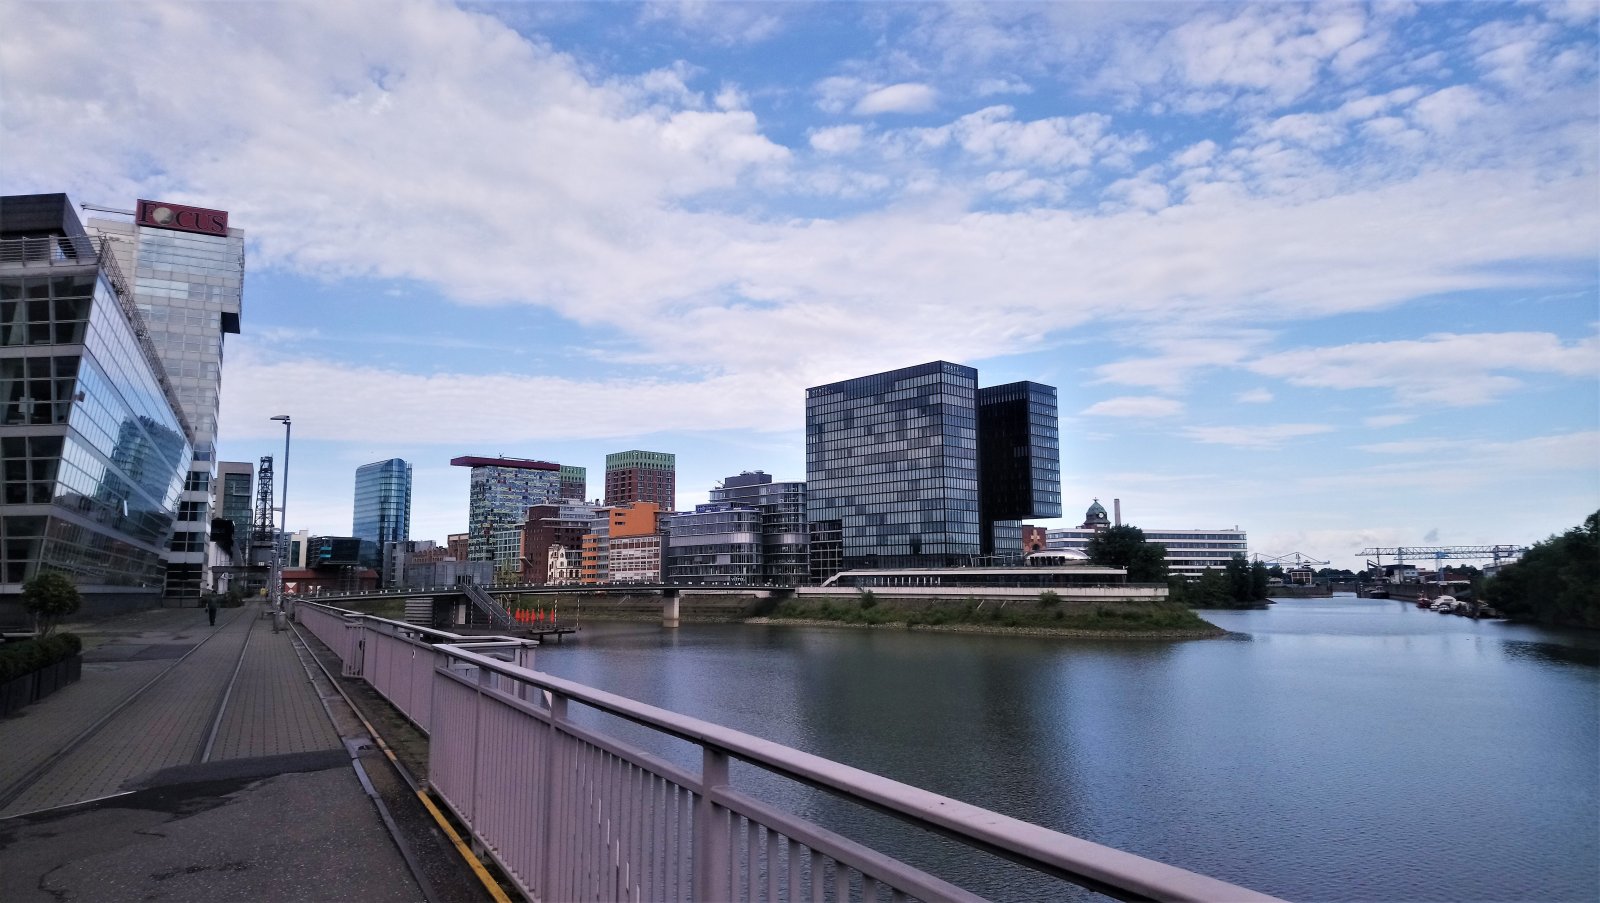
[295,600,1282,903]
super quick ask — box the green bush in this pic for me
[0,631,81,683]
[858,591,878,610]
[1039,591,1061,606]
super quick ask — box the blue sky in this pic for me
[3,0,1596,569]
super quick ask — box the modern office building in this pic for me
[89,198,244,601]
[581,502,661,583]
[559,465,586,502]
[519,501,602,584]
[666,504,763,584]
[804,361,1061,583]
[1044,500,1249,579]
[0,194,194,617]
[605,450,675,511]
[214,460,253,559]
[666,471,808,585]
[353,458,411,553]
[977,381,1062,554]
[450,455,562,561]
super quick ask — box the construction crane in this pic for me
[1253,552,1331,568]
[1358,545,1526,566]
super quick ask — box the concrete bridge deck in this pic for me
[0,601,494,903]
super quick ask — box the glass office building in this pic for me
[977,381,1062,556]
[450,455,562,561]
[806,361,981,575]
[805,361,1061,582]
[1,194,193,616]
[352,458,411,554]
[91,200,244,600]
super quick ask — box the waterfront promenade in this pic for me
[0,601,487,903]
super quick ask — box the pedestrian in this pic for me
[206,594,219,627]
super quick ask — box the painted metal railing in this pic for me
[295,600,1283,903]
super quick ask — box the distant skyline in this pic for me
[3,1,1594,569]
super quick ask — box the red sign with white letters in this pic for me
[135,199,229,236]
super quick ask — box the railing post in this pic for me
[469,656,488,853]
[537,692,568,900]
[693,747,731,903]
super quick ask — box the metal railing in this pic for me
[295,600,1283,902]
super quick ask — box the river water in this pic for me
[530,596,1599,901]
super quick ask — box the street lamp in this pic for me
[270,415,291,622]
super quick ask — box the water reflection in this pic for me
[538,600,1599,902]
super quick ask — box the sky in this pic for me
[2,0,1596,571]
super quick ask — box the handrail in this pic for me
[434,641,1284,903]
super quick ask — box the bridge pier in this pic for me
[663,595,680,629]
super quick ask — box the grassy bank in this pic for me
[767,598,1223,637]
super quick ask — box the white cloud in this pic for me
[1235,388,1273,404]
[1363,414,1415,428]
[1182,423,1335,449]
[809,125,866,155]
[1081,396,1185,418]
[853,83,939,115]
[218,347,799,444]
[1249,332,1600,407]
[974,78,1033,97]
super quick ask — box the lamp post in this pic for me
[270,415,291,623]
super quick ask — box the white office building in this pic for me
[1045,500,1248,579]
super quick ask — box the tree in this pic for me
[22,571,81,636]
[1250,559,1271,600]
[1485,511,1600,629]
[1086,525,1167,582]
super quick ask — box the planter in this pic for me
[1,652,81,715]
[1,672,36,717]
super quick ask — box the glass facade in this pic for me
[805,362,1063,583]
[352,458,411,552]
[91,211,243,599]
[1,229,192,592]
[701,471,808,584]
[806,362,982,577]
[977,381,1062,557]
[216,461,253,559]
[665,504,764,583]
[451,457,562,561]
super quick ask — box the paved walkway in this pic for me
[0,601,441,902]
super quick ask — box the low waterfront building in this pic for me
[666,504,764,584]
[383,539,443,589]
[668,471,809,585]
[1044,500,1248,579]
[403,558,492,589]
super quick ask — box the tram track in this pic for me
[0,603,261,815]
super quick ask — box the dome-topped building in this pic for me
[1082,498,1111,531]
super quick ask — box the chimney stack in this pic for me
[1114,498,1122,526]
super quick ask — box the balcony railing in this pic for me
[296,599,1282,902]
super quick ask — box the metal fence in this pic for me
[294,600,1282,903]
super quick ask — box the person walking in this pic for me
[206,594,219,627]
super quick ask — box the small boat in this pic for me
[1432,595,1457,612]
